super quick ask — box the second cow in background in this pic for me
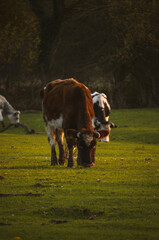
[91,91,117,142]
[0,95,20,128]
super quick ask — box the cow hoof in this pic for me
[59,159,65,165]
[83,163,95,168]
[51,162,58,166]
[91,162,95,167]
[59,162,65,166]
[67,164,75,168]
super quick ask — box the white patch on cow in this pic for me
[91,91,111,112]
[92,117,95,129]
[0,109,3,121]
[48,114,63,128]
[46,125,56,146]
[46,115,63,147]
[92,117,101,129]
[92,93,102,107]
[83,134,93,147]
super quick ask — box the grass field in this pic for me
[0,109,159,240]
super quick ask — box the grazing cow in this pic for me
[41,78,109,168]
[91,92,117,142]
[0,95,20,128]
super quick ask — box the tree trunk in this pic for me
[113,65,127,108]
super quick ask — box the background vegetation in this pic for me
[0,0,159,109]
[0,109,159,240]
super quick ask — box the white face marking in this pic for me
[100,123,111,131]
[48,114,63,128]
[83,134,93,147]
[7,112,20,124]
[101,136,110,142]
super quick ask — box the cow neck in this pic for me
[77,111,94,132]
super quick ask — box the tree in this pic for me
[105,0,159,106]
[0,0,40,89]
[29,0,65,80]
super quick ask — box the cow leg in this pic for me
[91,147,96,166]
[51,144,58,166]
[77,154,82,166]
[56,128,65,165]
[105,116,110,142]
[47,126,57,166]
[67,145,75,168]
[101,116,110,142]
[1,121,5,128]
[77,143,82,166]
[68,146,74,168]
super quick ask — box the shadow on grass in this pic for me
[38,206,104,221]
[0,165,86,170]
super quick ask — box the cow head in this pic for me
[8,111,21,124]
[65,128,109,167]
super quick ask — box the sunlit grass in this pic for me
[0,109,159,240]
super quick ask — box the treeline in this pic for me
[0,0,159,109]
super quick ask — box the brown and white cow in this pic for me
[41,78,109,168]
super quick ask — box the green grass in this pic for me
[0,109,159,240]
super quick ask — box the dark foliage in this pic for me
[0,0,159,109]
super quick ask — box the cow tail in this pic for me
[40,88,44,99]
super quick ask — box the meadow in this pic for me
[0,109,159,240]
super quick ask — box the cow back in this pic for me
[42,79,94,131]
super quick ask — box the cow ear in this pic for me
[110,122,117,128]
[65,129,77,139]
[77,128,87,138]
[93,131,100,139]
[97,129,110,139]
[14,111,20,116]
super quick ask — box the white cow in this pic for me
[0,95,20,128]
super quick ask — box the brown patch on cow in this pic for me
[42,78,94,128]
